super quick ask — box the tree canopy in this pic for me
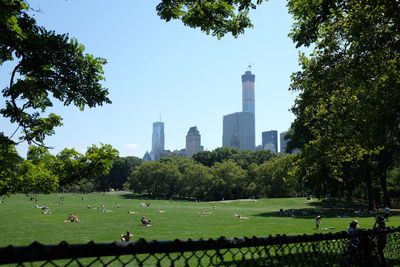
[1,0,111,147]
[0,143,118,195]
[156,0,265,38]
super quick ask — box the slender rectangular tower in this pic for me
[242,69,255,150]
[151,121,165,160]
[242,70,255,114]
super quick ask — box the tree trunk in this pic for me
[380,172,390,207]
[361,158,374,211]
[378,151,391,207]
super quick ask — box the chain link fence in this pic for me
[1,227,400,266]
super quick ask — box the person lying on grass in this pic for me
[233,213,249,219]
[64,213,80,222]
[141,216,151,226]
[120,231,133,242]
[199,211,211,215]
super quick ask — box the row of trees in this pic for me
[0,143,301,201]
[126,150,300,201]
[0,144,119,195]
[3,140,400,203]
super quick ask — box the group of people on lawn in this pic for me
[314,206,391,230]
[36,197,393,245]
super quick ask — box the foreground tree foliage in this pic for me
[156,0,265,38]
[287,0,400,207]
[1,0,110,146]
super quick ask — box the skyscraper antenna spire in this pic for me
[247,63,254,72]
[159,114,162,122]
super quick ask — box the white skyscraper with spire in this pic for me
[222,68,256,151]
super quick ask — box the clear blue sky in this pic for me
[1,0,305,158]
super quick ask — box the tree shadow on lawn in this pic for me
[118,193,152,200]
[119,193,195,201]
[253,198,400,219]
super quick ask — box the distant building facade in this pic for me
[142,151,152,161]
[280,131,288,153]
[262,130,278,153]
[223,112,255,151]
[185,126,203,158]
[151,121,165,161]
[280,131,301,154]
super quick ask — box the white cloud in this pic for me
[126,143,140,150]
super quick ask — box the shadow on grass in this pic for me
[119,193,144,200]
[118,193,189,201]
[253,198,400,219]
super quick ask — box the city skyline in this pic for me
[1,0,302,158]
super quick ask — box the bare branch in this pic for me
[9,61,23,109]
[10,125,20,139]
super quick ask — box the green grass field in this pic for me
[0,193,399,247]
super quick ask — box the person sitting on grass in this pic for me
[347,220,360,250]
[383,207,390,221]
[315,216,322,229]
[141,216,151,226]
[120,231,133,242]
[347,220,358,233]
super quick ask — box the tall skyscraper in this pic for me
[223,112,255,151]
[185,126,202,158]
[151,121,165,161]
[222,69,256,151]
[262,130,278,153]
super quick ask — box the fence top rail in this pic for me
[1,227,399,265]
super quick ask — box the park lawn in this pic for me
[0,193,399,247]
